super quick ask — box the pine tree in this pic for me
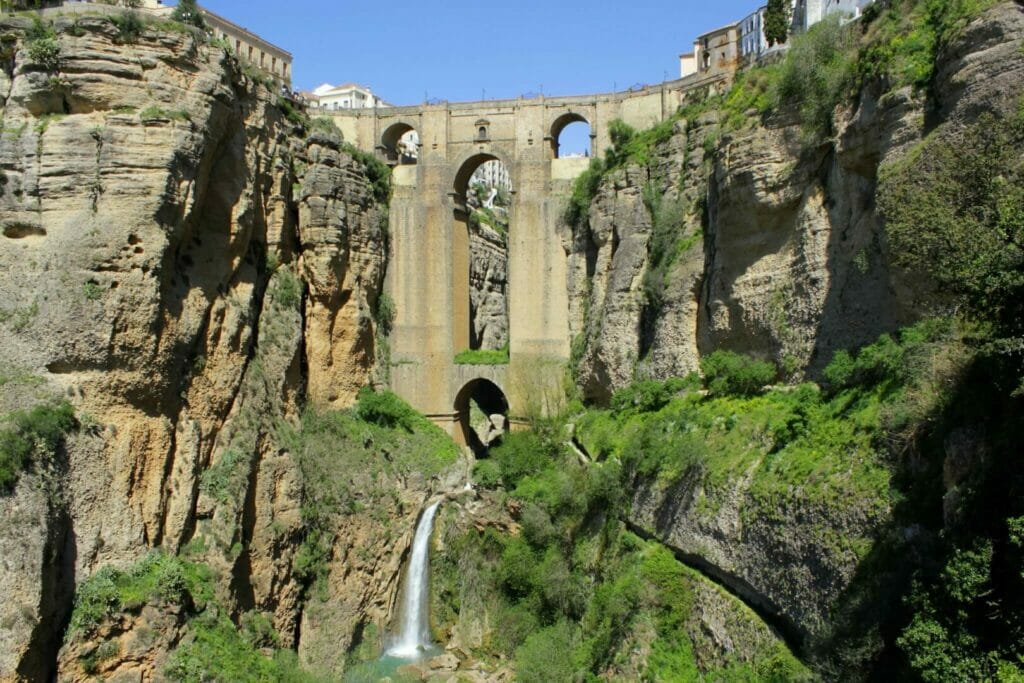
[765,0,790,47]
[171,0,206,30]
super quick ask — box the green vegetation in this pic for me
[765,0,790,46]
[140,106,191,123]
[700,350,777,397]
[110,10,144,44]
[0,301,39,332]
[67,552,316,681]
[454,347,509,365]
[170,0,206,30]
[82,280,103,301]
[641,186,702,312]
[275,388,458,595]
[25,17,60,71]
[0,401,76,492]
[342,143,391,204]
[879,109,1024,342]
[433,414,810,680]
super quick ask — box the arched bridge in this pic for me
[326,74,725,445]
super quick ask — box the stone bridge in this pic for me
[327,74,725,445]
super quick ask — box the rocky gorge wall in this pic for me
[567,1,1024,402]
[0,14,447,680]
[564,0,1024,674]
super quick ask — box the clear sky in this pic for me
[198,0,757,154]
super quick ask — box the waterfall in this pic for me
[387,502,440,659]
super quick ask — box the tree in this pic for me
[765,0,790,47]
[171,0,206,30]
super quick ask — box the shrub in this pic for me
[170,0,206,29]
[471,458,502,489]
[341,143,391,204]
[0,401,76,491]
[700,350,776,397]
[110,11,144,43]
[774,15,858,138]
[514,620,580,683]
[610,376,696,414]
[354,387,417,432]
[878,112,1024,339]
[491,430,556,489]
[563,157,605,228]
[27,36,60,71]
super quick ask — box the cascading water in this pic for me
[387,502,440,659]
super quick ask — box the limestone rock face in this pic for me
[468,217,509,351]
[567,0,1024,652]
[566,2,1024,397]
[0,16,395,679]
[299,132,388,410]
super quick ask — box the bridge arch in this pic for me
[450,151,515,354]
[451,149,515,200]
[380,121,419,165]
[550,112,593,158]
[454,377,509,455]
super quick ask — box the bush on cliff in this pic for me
[0,401,76,492]
[700,350,777,397]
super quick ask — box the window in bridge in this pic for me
[381,123,419,165]
[551,114,592,159]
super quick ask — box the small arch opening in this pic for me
[455,379,509,456]
[381,123,419,165]
[551,113,592,159]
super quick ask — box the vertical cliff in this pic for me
[566,2,1024,401]
[0,13,424,680]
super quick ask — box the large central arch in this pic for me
[450,152,513,355]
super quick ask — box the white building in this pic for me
[739,6,768,59]
[310,83,385,110]
[469,160,511,195]
[792,0,874,31]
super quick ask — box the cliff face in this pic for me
[568,5,1024,400]
[0,15,420,680]
[568,0,1024,661]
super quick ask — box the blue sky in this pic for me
[199,0,756,154]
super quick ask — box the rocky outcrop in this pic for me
[468,210,509,351]
[567,3,1024,398]
[568,0,1024,657]
[0,14,399,679]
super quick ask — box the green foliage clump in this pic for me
[0,401,76,492]
[140,106,191,123]
[765,0,791,46]
[68,552,316,681]
[855,0,1000,91]
[563,157,605,229]
[610,376,697,414]
[641,187,702,312]
[275,393,457,595]
[342,143,391,204]
[354,387,417,431]
[700,350,777,397]
[276,96,306,127]
[68,552,213,637]
[878,111,1024,340]
[774,15,858,138]
[110,11,144,44]
[170,0,206,29]
[453,347,509,365]
[25,17,60,71]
